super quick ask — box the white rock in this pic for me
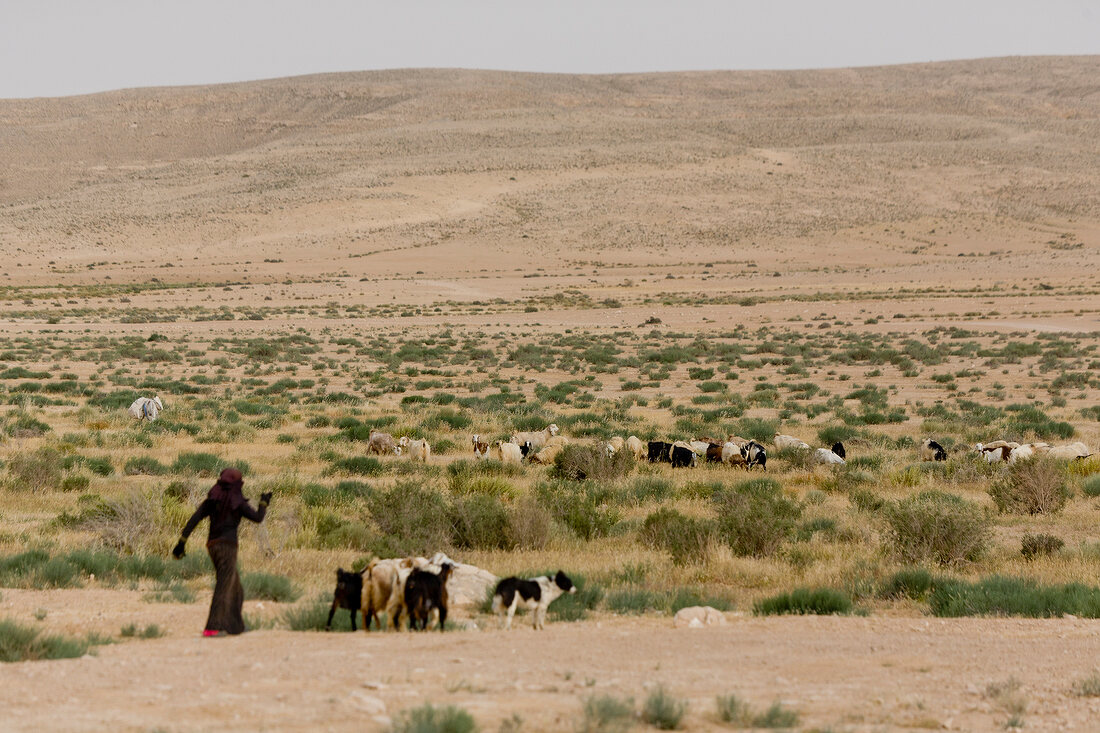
[347,692,386,715]
[672,606,728,628]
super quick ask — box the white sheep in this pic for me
[722,441,748,467]
[814,448,845,465]
[626,436,646,460]
[1046,442,1092,460]
[493,440,524,464]
[774,433,810,451]
[606,436,625,456]
[510,424,560,452]
[397,436,431,462]
[127,396,163,422]
[533,443,564,464]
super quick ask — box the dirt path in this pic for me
[3,616,1100,731]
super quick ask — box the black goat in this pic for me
[326,566,366,631]
[831,442,846,460]
[404,563,454,632]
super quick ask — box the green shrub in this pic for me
[639,508,712,565]
[883,490,990,566]
[367,482,452,556]
[552,443,633,482]
[579,694,634,733]
[930,576,1100,618]
[879,567,936,600]
[536,480,621,541]
[242,572,300,602]
[172,452,248,477]
[754,587,852,616]
[989,458,1069,515]
[712,478,801,557]
[751,701,801,729]
[123,456,169,476]
[6,414,52,437]
[1020,533,1065,559]
[388,703,478,733]
[1072,671,1100,697]
[817,425,858,446]
[621,476,674,504]
[715,694,751,726]
[450,494,515,551]
[1082,475,1100,497]
[447,461,518,498]
[60,473,91,492]
[83,456,114,476]
[8,448,63,490]
[606,588,665,615]
[848,487,885,512]
[642,687,686,730]
[0,618,90,662]
[505,496,553,550]
[329,456,385,476]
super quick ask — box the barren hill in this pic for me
[1,57,1098,292]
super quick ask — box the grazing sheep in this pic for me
[1008,443,1050,463]
[493,440,524,464]
[471,434,489,460]
[648,440,673,463]
[398,436,431,462]
[975,441,1019,463]
[492,571,576,630]
[774,433,810,451]
[404,563,454,632]
[830,442,846,460]
[510,424,560,452]
[367,430,399,456]
[721,441,748,467]
[670,442,697,468]
[726,435,750,448]
[1046,442,1092,460]
[920,439,948,462]
[744,441,767,471]
[543,434,569,449]
[607,436,625,455]
[626,435,646,460]
[532,443,564,465]
[128,396,163,422]
[325,566,366,631]
[689,440,713,456]
[814,447,846,465]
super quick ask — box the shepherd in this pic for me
[172,468,272,636]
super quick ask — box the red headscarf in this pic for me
[207,467,245,510]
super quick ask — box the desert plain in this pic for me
[1,57,1100,731]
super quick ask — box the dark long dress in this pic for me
[181,492,267,634]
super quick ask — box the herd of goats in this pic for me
[363,422,1095,471]
[128,397,1094,633]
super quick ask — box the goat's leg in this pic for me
[349,608,357,632]
[438,605,447,632]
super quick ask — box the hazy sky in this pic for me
[2,0,1098,99]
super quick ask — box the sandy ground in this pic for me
[3,59,1100,731]
[3,613,1100,732]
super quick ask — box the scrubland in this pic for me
[2,58,1100,730]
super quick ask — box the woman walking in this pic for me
[172,468,272,636]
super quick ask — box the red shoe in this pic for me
[202,629,226,638]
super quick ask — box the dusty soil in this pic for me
[3,58,1100,731]
[3,611,1100,732]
